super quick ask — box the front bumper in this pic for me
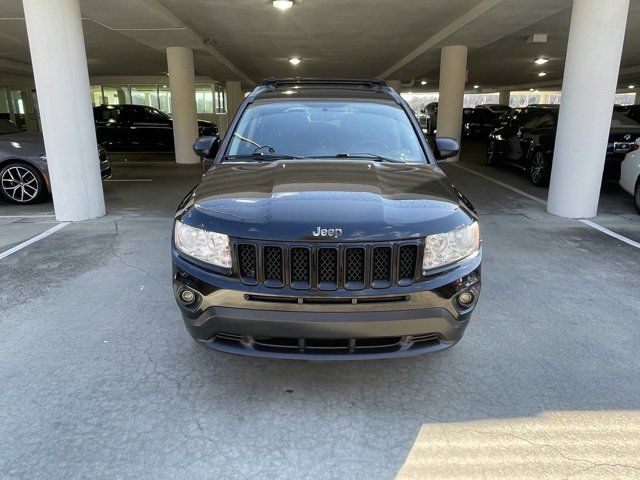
[172,250,481,360]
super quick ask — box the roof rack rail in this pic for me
[261,77,387,88]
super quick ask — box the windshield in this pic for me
[0,119,21,135]
[225,99,428,163]
[611,111,640,128]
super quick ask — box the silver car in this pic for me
[0,119,111,204]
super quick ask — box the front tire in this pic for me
[528,151,551,187]
[0,162,47,204]
[634,177,640,213]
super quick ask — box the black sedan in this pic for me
[486,106,640,186]
[462,107,504,138]
[93,104,218,151]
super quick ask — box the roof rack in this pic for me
[261,77,387,88]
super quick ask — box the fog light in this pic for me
[180,289,196,304]
[458,291,474,306]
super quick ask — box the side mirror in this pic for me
[193,135,220,159]
[434,136,459,162]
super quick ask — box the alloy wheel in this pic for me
[530,152,546,185]
[1,165,40,203]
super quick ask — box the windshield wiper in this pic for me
[221,153,301,162]
[306,153,406,163]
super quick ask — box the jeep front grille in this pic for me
[235,240,421,290]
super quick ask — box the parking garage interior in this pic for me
[2,0,640,479]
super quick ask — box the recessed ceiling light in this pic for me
[538,72,547,77]
[530,88,535,92]
[273,0,293,10]
[534,57,549,65]
[629,85,636,89]
[473,85,480,89]
[289,57,301,65]
[282,89,296,95]
[421,80,427,86]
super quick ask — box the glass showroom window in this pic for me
[196,85,214,113]
[90,86,103,106]
[158,85,171,114]
[131,85,159,109]
[215,84,227,114]
[102,85,131,105]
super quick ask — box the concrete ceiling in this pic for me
[0,0,638,92]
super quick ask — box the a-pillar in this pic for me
[22,0,105,221]
[547,0,630,218]
[167,47,199,164]
[437,46,468,162]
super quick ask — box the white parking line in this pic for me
[0,222,69,260]
[0,214,55,219]
[449,162,640,250]
[580,219,640,249]
[104,179,153,182]
[449,163,547,205]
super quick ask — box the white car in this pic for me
[620,138,640,212]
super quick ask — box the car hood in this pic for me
[0,132,45,158]
[0,131,44,147]
[180,160,475,242]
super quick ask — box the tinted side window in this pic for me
[126,107,145,122]
[536,113,556,128]
[95,107,120,122]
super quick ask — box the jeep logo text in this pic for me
[312,226,343,238]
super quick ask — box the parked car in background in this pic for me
[93,104,218,151]
[620,138,640,212]
[419,102,438,134]
[463,107,502,138]
[0,119,111,204]
[625,104,640,124]
[486,106,640,186]
[475,104,512,116]
[614,104,631,115]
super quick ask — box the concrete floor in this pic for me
[1,145,639,479]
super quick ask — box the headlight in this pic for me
[174,220,232,268]
[422,222,480,271]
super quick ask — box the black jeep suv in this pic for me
[171,78,482,359]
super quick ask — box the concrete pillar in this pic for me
[387,80,402,93]
[437,46,468,162]
[499,90,510,106]
[225,81,244,119]
[22,0,105,221]
[547,0,630,218]
[167,47,199,164]
[635,93,640,105]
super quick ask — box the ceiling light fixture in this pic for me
[473,85,480,89]
[289,57,301,65]
[629,85,636,89]
[534,57,549,65]
[530,88,535,92]
[537,72,547,77]
[273,0,293,10]
[421,80,427,86]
